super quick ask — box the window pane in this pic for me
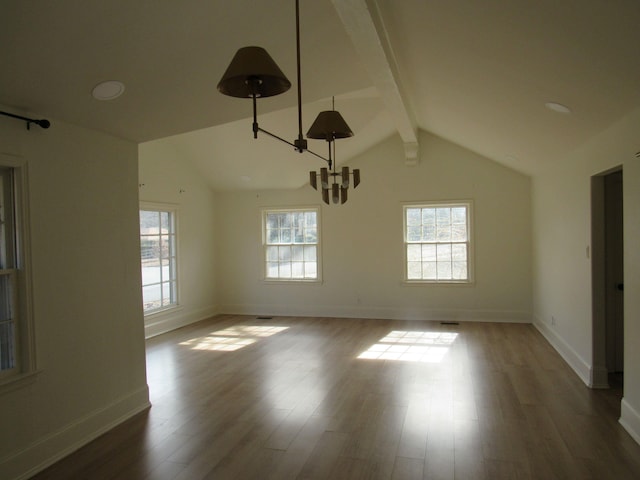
[304,245,316,262]
[451,224,467,242]
[143,284,162,311]
[423,224,436,242]
[267,228,279,244]
[452,207,467,224]
[279,213,291,228]
[160,212,169,232]
[292,245,304,262]
[281,227,292,243]
[422,244,437,261]
[0,275,12,321]
[266,262,279,278]
[266,246,278,262]
[278,246,291,262]
[140,211,159,234]
[161,236,171,259]
[305,262,317,278]
[423,262,437,279]
[141,264,160,285]
[305,211,317,228]
[292,262,304,278]
[266,214,278,230]
[407,226,421,242]
[293,223,305,243]
[452,244,467,261]
[436,225,451,242]
[437,261,452,279]
[0,319,16,371]
[406,208,421,226]
[436,208,451,225]
[304,226,317,243]
[0,274,15,371]
[407,261,421,279]
[407,244,421,262]
[422,208,435,225]
[452,262,468,280]
[437,244,451,261]
[162,283,172,306]
[279,263,292,278]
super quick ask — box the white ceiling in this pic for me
[2,0,640,190]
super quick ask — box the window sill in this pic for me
[402,280,475,286]
[0,369,41,396]
[263,279,323,285]
[144,304,182,321]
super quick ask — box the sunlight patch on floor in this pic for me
[180,325,289,351]
[357,330,458,363]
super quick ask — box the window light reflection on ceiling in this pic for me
[357,330,458,363]
[179,325,289,352]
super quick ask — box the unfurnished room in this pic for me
[1,1,640,479]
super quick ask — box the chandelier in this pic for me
[307,98,360,204]
[217,0,360,204]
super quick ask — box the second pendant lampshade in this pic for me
[307,110,354,141]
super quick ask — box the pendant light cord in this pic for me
[294,0,306,152]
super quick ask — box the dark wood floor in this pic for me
[33,315,640,479]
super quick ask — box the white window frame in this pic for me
[139,203,179,315]
[403,201,474,284]
[262,207,321,283]
[0,154,37,390]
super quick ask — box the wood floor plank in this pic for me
[30,315,640,480]
[391,456,424,480]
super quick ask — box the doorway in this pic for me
[591,168,624,391]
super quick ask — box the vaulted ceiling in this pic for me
[2,0,639,190]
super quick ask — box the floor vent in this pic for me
[257,316,273,320]
[440,321,459,325]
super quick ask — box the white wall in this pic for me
[0,109,149,479]
[532,106,640,443]
[216,130,532,322]
[139,139,218,337]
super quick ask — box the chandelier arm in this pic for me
[257,127,331,164]
[258,126,297,148]
[305,147,331,164]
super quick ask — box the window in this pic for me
[404,202,472,283]
[0,157,36,385]
[263,208,319,281]
[140,205,178,313]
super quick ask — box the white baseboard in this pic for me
[620,398,640,445]
[532,314,591,386]
[217,303,531,323]
[2,385,150,480]
[145,304,219,338]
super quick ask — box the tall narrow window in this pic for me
[404,202,473,283]
[263,208,320,281]
[0,167,18,376]
[140,205,178,313]
[0,157,35,385]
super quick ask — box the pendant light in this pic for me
[308,98,360,204]
[217,0,360,203]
